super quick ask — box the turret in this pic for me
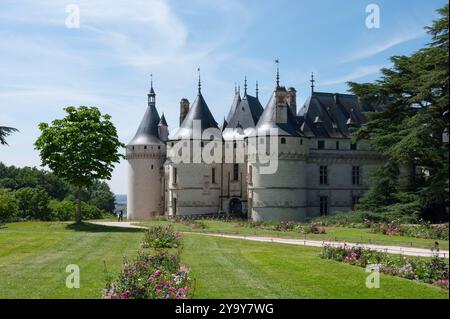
[126,75,166,220]
[158,113,169,142]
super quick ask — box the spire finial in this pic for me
[311,72,315,93]
[150,73,153,90]
[256,81,259,99]
[244,76,247,95]
[275,59,280,87]
[197,67,201,94]
[234,82,237,95]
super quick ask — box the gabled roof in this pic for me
[298,92,367,138]
[253,89,302,137]
[170,93,220,140]
[128,103,163,145]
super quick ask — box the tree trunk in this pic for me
[76,186,82,224]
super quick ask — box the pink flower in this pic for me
[155,269,162,277]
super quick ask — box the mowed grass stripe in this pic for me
[0,222,447,299]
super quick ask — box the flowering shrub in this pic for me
[320,245,449,289]
[237,221,326,234]
[371,220,449,240]
[104,251,191,299]
[142,225,181,249]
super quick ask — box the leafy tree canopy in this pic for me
[349,5,449,222]
[34,106,124,222]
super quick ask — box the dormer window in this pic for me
[281,137,286,144]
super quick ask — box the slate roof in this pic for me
[253,89,302,137]
[128,102,164,146]
[170,92,220,140]
[297,92,367,138]
[223,93,264,140]
[159,113,168,126]
[226,92,241,123]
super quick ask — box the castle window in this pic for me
[300,139,303,145]
[233,164,239,181]
[132,146,135,150]
[352,166,361,185]
[318,140,325,149]
[281,137,286,144]
[151,165,154,170]
[201,141,204,148]
[233,142,237,149]
[144,146,147,149]
[173,167,177,184]
[320,196,328,216]
[319,166,328,185]
[336,141,340,150]
[158,146,161,149]
[212,167,216,184]
[351,143,357,150]
[248,165,253,185]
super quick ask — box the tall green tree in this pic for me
[35,106,124,223]
[349,5,449,221]
[0,126,18,145]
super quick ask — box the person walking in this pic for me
[118,210,124,222]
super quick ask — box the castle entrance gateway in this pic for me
[229,198,243,218]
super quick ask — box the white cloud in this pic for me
[320,65,384,86]
[342,30,426,63]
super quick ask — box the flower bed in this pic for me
[237,221,326,234]
[141,225,181,249]
[320,244,449,289]
[104,251,191,299]
[370,220,449,240]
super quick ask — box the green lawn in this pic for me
[0,222,447,299]
[134,219,449,250]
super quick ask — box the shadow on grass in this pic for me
[66,222,144,233]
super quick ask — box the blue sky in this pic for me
[0,0,446,194]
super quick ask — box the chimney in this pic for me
[287,87,297,115]
[179,98,189,126]
[275,86,288,124]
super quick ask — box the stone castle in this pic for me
[126,71,383,221]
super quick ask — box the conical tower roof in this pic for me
[170,92,220,140]
[128,103,163,145]
[253,90,302,137]
[159,113,168,126]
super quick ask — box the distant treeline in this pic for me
[0,162,116,222]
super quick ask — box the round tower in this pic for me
[248,82,308,222]
[126,78,167,220]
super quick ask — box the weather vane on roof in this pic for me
[244,76,247,95]
[197,67,201,93]
[275,59,280,87]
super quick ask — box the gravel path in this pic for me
[89,221,449,258]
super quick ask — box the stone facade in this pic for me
[126,78,383,222]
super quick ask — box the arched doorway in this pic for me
[229,198,243,218]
